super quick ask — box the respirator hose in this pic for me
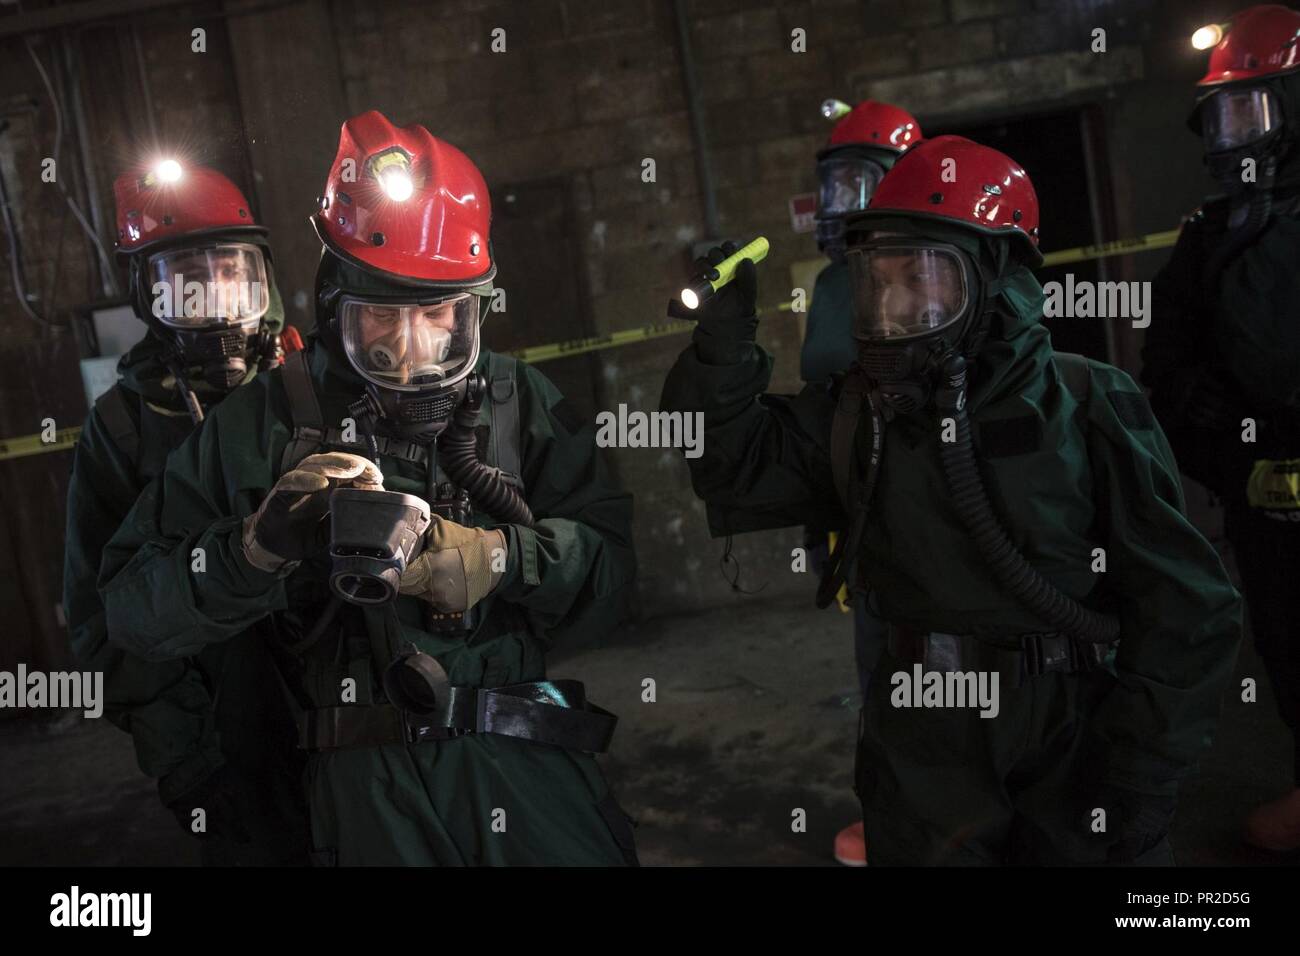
[936,358,1121,645]
[438,402,535,527]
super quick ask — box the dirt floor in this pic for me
[0,590,1295,867]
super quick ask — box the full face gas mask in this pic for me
[339,292,481,440]
[1191,78,1298,279]
[134,240,272,391]
[846,234,984,415]
[815,154,887,264]
[1196,84,1286,195]
[317,253,486,442]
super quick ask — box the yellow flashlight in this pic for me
[679,237,770,310]
[1191,23,1224,50]
[821,98,852,121]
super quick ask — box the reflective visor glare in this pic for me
[147,244,269,327]
[848,247,968,339]
[340,295,478,390]
[1203,88,1276,151]
[818,160,884,216]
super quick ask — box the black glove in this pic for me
[1093,783,1178,864]
[241,452,384,572]
[165,764,252,844]
[675,241,760,365]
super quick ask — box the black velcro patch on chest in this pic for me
[549,398,585,436]
[1107,390,1155,430]
[976,415,1042,458]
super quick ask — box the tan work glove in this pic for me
[399,516,507,612]
[241,452,384,573]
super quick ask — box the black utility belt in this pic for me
[886,625,1111,689]
[297,679,617,755]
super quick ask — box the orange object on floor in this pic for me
[1245,788,1300,852]
[834,820,867,866]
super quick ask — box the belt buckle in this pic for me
[1022,633,1043,677]
[402,711,461,744]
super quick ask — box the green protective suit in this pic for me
[800,261,853,385]
[660,219,1243,863]
[63,284,309,864]
[98,338,639,866]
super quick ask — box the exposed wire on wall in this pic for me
[24,37,119,298]
[0,119,67,330]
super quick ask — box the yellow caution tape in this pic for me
[0,427,81,462]
[0,228,1186,460]
[1039,228,1180,267]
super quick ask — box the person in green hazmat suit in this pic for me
[1142,4,1300,852]
[803,97,923,866]
[660,135,1243,865]
[63,159,308,865]
[98,111,639,866]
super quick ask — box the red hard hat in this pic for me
[820,100,922,158]
[1198,4,1300,87]
[856,135,1041,265]
[312,110,494,288]
[114,161,262,255]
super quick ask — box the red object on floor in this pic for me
[1244,788,1300,852]
[834,820,867,866]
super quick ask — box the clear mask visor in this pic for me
[817,158,886,218]
[146,242,269,329]
[339,293,480,391]
[847,243,970,340]
[1202,87,1279,152]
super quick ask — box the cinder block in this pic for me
[744,47,836,98]
[951,0,1031,23]
[861,0,948,30]
[916,21,997,71]
[690,7,783,60]
[562,0,654,37]
[838,31,916,82]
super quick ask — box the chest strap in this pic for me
[829,369,871,515]
[280,350,326,473]
[94,387,141,470]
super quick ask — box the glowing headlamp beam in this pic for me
[380,168,414,202]
[154,159,183,183]
[1192,24,1224,51]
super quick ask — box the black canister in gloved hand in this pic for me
[328,488,431,605]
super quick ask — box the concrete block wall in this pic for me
[0,0,1257,657]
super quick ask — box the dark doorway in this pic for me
[482,178,602,424]
[932,107,1115,364]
